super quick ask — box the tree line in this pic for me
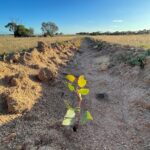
[76,29,150,36]
[5,21,150,37]
[5,21,61,37]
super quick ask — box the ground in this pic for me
[0,38,149,150]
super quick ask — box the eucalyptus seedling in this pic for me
[62,74,93,131]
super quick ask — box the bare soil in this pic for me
[0,38,149,150]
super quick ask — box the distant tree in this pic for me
[76,29,150,36]
[14,25,34,37]
[41,22,59,36]
[55,32,63,35]
[5,22,34,37]
[28,28,34,36]
[5,22,17,33]
[60,32,63,35]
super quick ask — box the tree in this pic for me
[5,22,34,37]
[41,22,59,36]
[29,28,34,35]
[14,25,34,37]
[5,22,17,33]
[55,32,63,35]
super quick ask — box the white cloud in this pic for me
[112,19,124,23]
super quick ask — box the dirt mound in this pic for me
[0,38,82,115]
[38,67,56,82]
[4,72,28,86]
[21,40,80,70]
[9,53,21,63]
[37,41,49,53]
[2,72,42,114]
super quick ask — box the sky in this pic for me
[0,0,150,34]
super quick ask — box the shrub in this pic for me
[14,25,34,37]
[146,49,150,56]
[5,22,34,37]
[115,50,150,68]
[127,52,148,68]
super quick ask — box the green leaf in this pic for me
[66,74,76,82]
[77,75,87,88]
[77,88,89,95]
[68,83,75,92]
[81,111,93,124]
[62,109,76,126]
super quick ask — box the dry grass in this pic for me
[0,36,77,54]
[92,34,150,49]
[1,34,150,54]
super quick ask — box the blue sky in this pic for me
[0,0,150,34]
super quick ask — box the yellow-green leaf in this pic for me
[77,75,87,87]
[68,83,75,92]
[62,109,75,126]
[81,111,93,124]
[78,88,89,95]
[86,111,93,120]
[66,74,75,82]
[65,109,75,118]
[62,118,74,126]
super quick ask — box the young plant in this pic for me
[62,74,93,131]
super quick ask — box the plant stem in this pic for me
[74,90,82,130]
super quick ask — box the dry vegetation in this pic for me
[92,34,150,49]
[0,35,76,54]
[1,34,150,55]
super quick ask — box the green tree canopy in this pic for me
[5,22,17,32]
[41,22,59,36]
[5,22,34,37]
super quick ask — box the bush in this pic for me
[14,25,34,37]
[114,49,150,68]
[122,51,150,68]
[5,22,34,37]
[146,49,150,56]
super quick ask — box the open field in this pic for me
[0,36,76,54]
[1,35,150,55]
[92,34,150,49]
